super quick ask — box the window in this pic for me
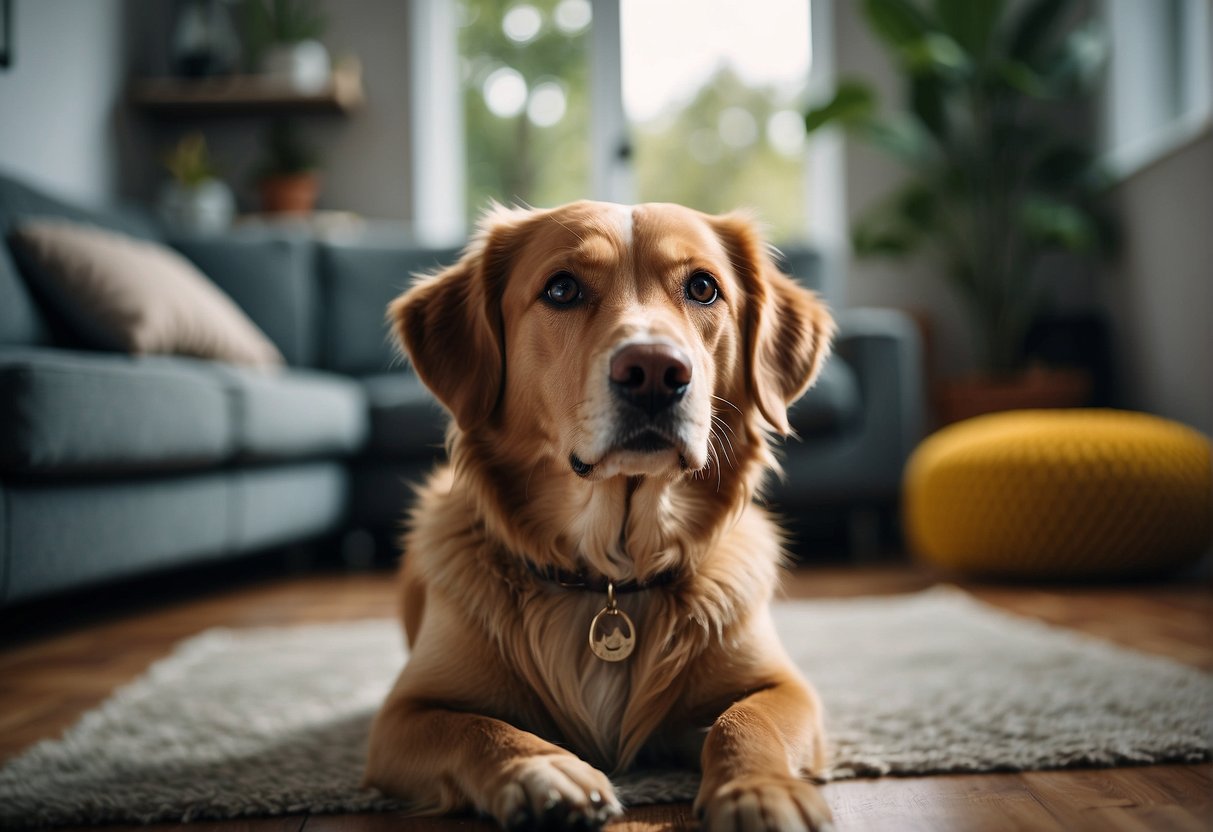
[621,0,811,242]
[1102,0,1212,177]
[459,0,594,225]
[418,0,820,245]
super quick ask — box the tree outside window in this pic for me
[459,0,812,243]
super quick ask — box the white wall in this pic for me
[304,0,413,221]
[831,0,975,381]
[0,0,127,204]
[1102,130,1213,435]
[125,0,414,223]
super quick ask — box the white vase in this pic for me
[158,179,236,234]
[262,40,331,93]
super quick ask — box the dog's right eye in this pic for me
[543,272,582,306]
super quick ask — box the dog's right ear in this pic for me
[389,206,533,432]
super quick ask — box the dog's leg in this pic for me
[365,699,623,830]
[693,679,833,832]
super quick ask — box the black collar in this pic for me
[526,562,682,594]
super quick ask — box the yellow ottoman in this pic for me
[904,410,1212,578]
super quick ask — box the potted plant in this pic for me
[805,0,1117,423]
[254,119,321,214]
[158,132,236,233]
[241,0,330,92]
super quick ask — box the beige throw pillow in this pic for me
[10,220,284,367]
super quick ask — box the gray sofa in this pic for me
[0,170,923,606]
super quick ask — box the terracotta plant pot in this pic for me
[935,366,1093,426]
[257,173,319,215]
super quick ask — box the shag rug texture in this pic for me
[1,588,1209,827]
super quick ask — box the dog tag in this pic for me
[589,583,635,662]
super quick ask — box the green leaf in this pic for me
[1030,144,1098,190]
[862,0,934,48]
[1041,24,1107,93]
[852,180,939,257]
[895,181,941,229]
[853,222,921,257]
[804,81,878,133]
[996,59,1049,97]
[900,32,972,79]
[932,0,1004,58]
[1007,0,1075,65]
[1020,194,1096,251]
[861,116,935,165]
[910,75,950,140]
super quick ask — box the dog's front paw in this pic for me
[488,752,623,830]
[695,774,833,832]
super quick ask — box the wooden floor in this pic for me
[1,561,1210,831]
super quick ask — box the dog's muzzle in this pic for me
[608,342,691,417]
[569,342,694,478]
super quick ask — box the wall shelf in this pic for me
[131,59,364,118]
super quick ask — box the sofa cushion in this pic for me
[209,365,369,460]
[0,242,50,349]
[0,171,159,349]
[231,463,349,551]
[318,242,462,374]
[171,233,317,367]
[359,372,448,457]
[9,220,284,367]
[0,350,234,476]
[2,473,232,603]
[787,358,862,437]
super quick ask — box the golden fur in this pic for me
[365,202,836,831]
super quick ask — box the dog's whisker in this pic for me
[705,441,723,493]
[711,394,742,414]
[708,420,738,473]
[549,215,587,244]
[711,413,739,442]
[718,427,739,470]
[710,410,736,429]
[562,399,591,422]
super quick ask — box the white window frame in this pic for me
[588,0,632,203]
[1101,0,1212,180]
[409,0,830,243]
[408,0,467,245]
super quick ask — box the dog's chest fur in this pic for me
[518,589,675,771]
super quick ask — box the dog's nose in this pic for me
[609,343,692,416]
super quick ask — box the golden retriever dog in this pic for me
[365,201,836,831]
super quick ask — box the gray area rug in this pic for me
[1,588,1209,827]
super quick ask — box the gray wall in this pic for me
[1102,131,1213,435]
[832,1,1211,433]
[0,0,414,219]
[312,0,412,221]
[0,0,128,205]
[831,0,976,381]
[124,0,414,222]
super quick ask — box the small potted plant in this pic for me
[158,132,236,233]
[805,0,1117,423]
[241,0,330,92]
[254,119,321,214]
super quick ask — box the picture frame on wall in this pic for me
[0,0,11,69]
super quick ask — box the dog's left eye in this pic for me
[543,272,582,306]
[686,272,719,305]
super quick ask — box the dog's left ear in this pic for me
[713,214,836,437]
[388,205,533,432]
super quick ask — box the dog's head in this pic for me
[391,201,833,484]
